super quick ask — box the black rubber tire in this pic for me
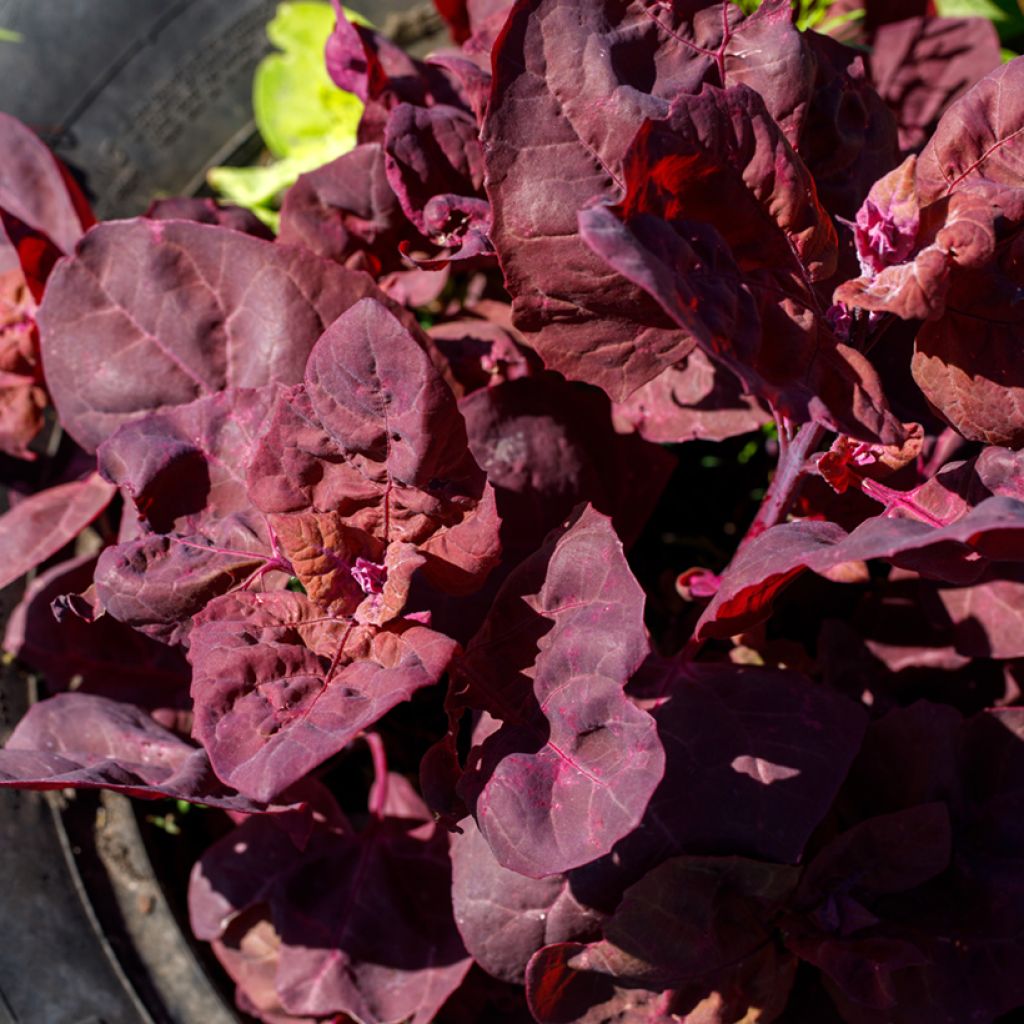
[0,0,445,219]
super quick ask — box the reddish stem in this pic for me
[739,420,825,549]
[681,420,825,663]
[364,732,389,819]
[858,477,947,528]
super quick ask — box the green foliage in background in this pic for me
[734,0,864,33]
[209,1,365,230]
[936,0,1024,41]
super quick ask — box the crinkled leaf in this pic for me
[189,590,457,802]
[0,693,277,811]
[454,506,664,878]
[90,386,281,643]
[278,143,421,275]
[0,264,44,459]
[914,57,1024,200]
[93,534,265,648]
[483,0,895,401]
[430,315,535,396]
[36,219,409,452]
[249,298,501,600]
[838,59,1024,445]
[325,2,466,144]
[99,386,276,537]
[384,103,492,265]
[0,471,115,590]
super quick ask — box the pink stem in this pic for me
[858,477,947,528]
[173,536,276,563]
[739,421,825,549]
[680,420,825,664]
[364,732,389,820]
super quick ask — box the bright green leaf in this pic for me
[254,1,364,159]
[936,0,1024,40]
[209,1,366,229]
[0,28,22,43]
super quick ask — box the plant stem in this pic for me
[681,419,825,663]
[365,732,389,819]
[740,420,825,548]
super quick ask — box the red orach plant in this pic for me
[1,0,1023,1020]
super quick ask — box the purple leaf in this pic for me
[190,775,472,1023]
[454,506,664,878]
[92,534,266,647]
[580,83,901,442]
[450,815,604,984]
[933,570,1024,659]
[0,693,278,812]
[869,17,1001,154]
[279,144,424,276]
[795,803,952,913]
[610,350,768,444]
[0,113,93,299]
[795,703,1024,1023]
[567,856,798,989]
[696,449,1024,639]
[325,3,467,144]
[143,197,275,238]
[4,553,189,705]
[384,103,492,265]
[36,219,413,452]
[189,590,457,802]
[0,113,91,255]
[482,0,896,402]
[249,298,501,601]
[0,471,115,590]
[837,59,1024,446]
[625,662,869,869]
[460,372,676,555]
[526,859,799,1023]
[91,386,281,643]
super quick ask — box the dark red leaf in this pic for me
[36,220,412,452]
[0,693,279,812]
[454,506,664,878]
[0,471,115,590]
[190,776,472,1022]
[189,591,457,802]
[450,815,604,984]
[249,298,501,602]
